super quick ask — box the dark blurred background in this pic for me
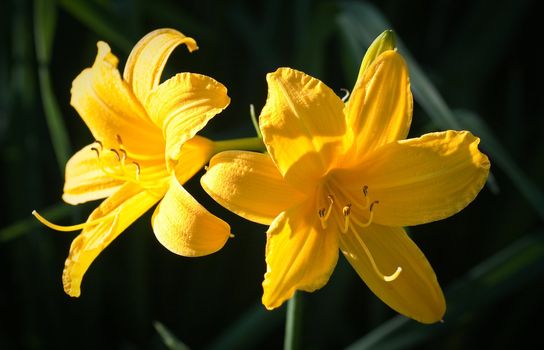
[1,0,543,349]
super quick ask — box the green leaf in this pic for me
[153,321,191,350]
[345,231,544,350]
[33,0,72,172]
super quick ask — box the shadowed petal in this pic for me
[63,183,162,297]
[202,150,305,225]
[151,175,231,257]
[340,223,445,323]
[262,202,339,309]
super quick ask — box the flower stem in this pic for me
[284,292,303,350]
[213,136,266,154]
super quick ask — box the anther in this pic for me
[341,204,352,234]
[340,88,350,102]
[116,134,123,145]
[131,161,141,180]
[118,149,127,161]
[95,140,103,150]
[90,147,100,157]
[319,195,335,229]
[110,149,121,161]
[361,185,370,208]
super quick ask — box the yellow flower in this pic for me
[33,29,232,297]
[201,31,490,323]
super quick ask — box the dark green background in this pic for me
[1,0,543,349]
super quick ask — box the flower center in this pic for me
[317,184,401,282]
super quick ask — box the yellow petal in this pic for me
[63,183,162,297]
[260,68,346,190]
[340,223,445,323]
[202,150,306,225]
[123,28,198,104]
[70,41,164,156]
[262,202,339,309]
[151,175,231,257]
[345,50,412,159]
[338,130,490,227]
[62,144,123,205]
[145,73,230,165]
[173,135,215,184]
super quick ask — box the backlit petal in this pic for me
[145,73,229,165]
[338,130,490,227]
[123,28,198,104]
[202,150,306,225]
[151,175,231,257]
[70,41,164,156]
[260,68,346,190]
[340,223,445,323]
[262,202,339,309]
[173,136,215,185]
[63,183,162,297]
[345,50,412,158]
[62,144,123,205]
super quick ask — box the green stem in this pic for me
[284,292,303,350]
[213,137,266,154]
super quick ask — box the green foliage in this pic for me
[1,0,542,349]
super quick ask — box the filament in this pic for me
[318,195,334,229]
[32,210,116,232]
[351,226,402,282]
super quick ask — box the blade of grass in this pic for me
[0,203,72,242]
[34,0,71,172]
[345,230,544,350]
[58,0,132,53]
[153,321,191,350]
[335,1,544,220]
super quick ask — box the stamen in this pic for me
[353,228,402,282]
[131,161,141,181]
[95,140,103,150]
[361,185,369,208]
[90,147,100,157]
[318,195,334,229]
[341,204,352,234]
[358,201,379,228]
[229,233,235,238]
[116,134,123,145]
[32,210,116,232]
[340,88,350,102]
[109,149,121,161]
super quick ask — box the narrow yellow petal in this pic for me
[260,68,346,190]
[151,175,231,257]
[345,50,412,159]
[337,130,490,227]
[262,202,339,309]
[145,73,230,165]
[123,28,198,104]
[202,151,306,225]
[62,183,162,297]
[70,41,164,156]
[340,223,445,323]
[62,144,123,205]
[358,30,397,78]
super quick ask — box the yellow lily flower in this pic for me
[33,28,232,297]
[201,31,490,323]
